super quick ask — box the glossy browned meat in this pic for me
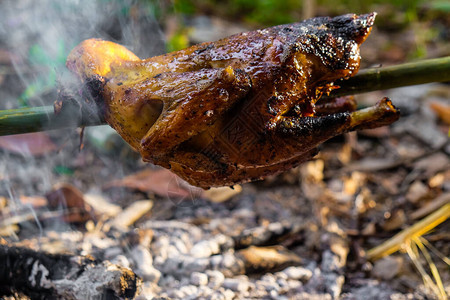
[66,13,399,188]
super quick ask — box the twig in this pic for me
[410,193,450,220]
[0,56,449,136]
[366,203,450,261]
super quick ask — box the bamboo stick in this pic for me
[0,106,56,135]
[328,56,450,98]
[0,100,103,136]
[0,56,449,136]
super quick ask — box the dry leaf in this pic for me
[428,173,445,188]
[406,181,430,204]
[237,245,302,273]
[342,157,403,173]
[0,49,16,64]
[0,224,19,236]
[414,153,450,177]
[19,195,48,208]
[109,200,153,230]
[381,209,406,231]
[359,126,391,138]
[83,194,121,218]
[46,183,86,209]
[105,168,242,202]
[0,132,57,156]
[410,193,450,220]
[203,186,242,203]
[106,168,203,199]
[430,102,450,125]
[45,183,94,223]
[372,256,404,280]
[361,222,376,235]
[0,196,6,209]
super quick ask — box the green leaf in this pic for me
[167,30,190,52]
[54,165,74,175]
[430,0,450,12]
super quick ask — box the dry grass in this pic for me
[367,203,449,299]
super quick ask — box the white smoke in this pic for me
[0,0,167,232]
[0,0,166,107]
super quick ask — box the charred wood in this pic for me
[0,240,141,299]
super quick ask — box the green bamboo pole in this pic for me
[329,56,450,98]
[0,106,55,135]
[0,101,103,136]
[0,56,449,136]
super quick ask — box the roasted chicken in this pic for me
[66,13,399,188]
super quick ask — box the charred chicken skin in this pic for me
[66,13,399,188]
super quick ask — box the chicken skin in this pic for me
[66,13,399,188]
